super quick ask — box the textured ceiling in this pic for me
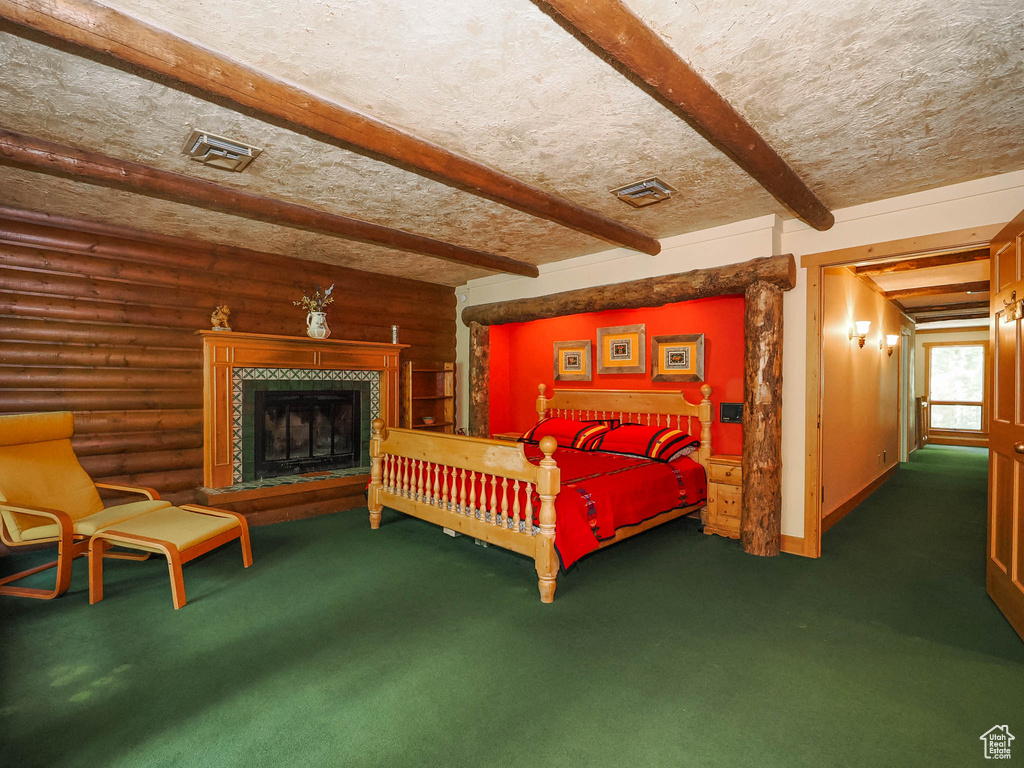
[1,0,1022,286]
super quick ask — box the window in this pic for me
[926,343,987,432]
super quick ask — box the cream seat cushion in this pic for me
[95,507,239,552]
[18,500,172,542]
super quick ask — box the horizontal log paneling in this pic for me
[0,390,204,412]
[0,242,457,312]
[0,342,200,369]
[71,430,202,456]
[0,367,201,390]
[79,447,203,477]
[72,409,204,434]
[93,468,204,494]
[0,212,455,516]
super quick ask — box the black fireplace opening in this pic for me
[253,389,361,479]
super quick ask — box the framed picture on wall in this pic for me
[652,334,705,382]
[553,340,592,381]
[597,324,646,374]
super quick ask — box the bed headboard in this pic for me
[535,384,713,469]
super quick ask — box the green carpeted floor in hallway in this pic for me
[2,445,1021,767]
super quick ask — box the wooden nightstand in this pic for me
[704,455,741,539]
[491,431,523,442]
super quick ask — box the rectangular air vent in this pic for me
[183,129,262,172]
[610,176,676,208]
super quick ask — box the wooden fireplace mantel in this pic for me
[199,331,408,488]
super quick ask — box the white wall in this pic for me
[456,170,1024,545]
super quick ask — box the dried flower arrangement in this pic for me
[293,284,335,313]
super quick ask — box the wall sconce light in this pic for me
[849,320,871,348]
[881,334,899,357]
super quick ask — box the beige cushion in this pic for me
[19,500,172,541]
[95,507,239,552]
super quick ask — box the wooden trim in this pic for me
[821,463,899,533]
[885,281,990,300]
[912,311,989,323]
[800,225,1004,268]
[915,325,989,335]
[853,248,989,275]
[540,0,833,231]
[462,254,796,326]
[0,128,538,278]
[907,301,990,314]
[926,434,989,447]
[780,534,809,557]
[0,0,658,256]
[802,224,1005,559]
[803,261,823,558]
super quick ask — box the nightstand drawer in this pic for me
[714,483,742,519]
[709,462,742,485]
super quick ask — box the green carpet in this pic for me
[2,445,1021,767]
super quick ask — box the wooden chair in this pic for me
[0,411,169,599]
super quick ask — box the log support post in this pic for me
[468,322,490,438]
[741,280,784,556]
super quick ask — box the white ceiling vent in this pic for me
[183,129,262,172]
[610,176,676,208]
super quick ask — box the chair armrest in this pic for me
[94,482,160,500]
[0,503,75,547]
[178,504,248,527]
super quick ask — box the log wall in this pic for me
[0,209,456,513]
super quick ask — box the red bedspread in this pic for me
[521,445,707,569]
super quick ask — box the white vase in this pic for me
[306,311,331,339]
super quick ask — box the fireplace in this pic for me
[253,389,362,479]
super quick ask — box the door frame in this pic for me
[802,224,1004,558]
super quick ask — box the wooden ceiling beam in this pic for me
[539,0,833,231]
[855,248,989,276]
[885,281,990,300]
[905,300,990,314]
[0,128,541,277]
[0,0,660,256]
[914,311,989,323]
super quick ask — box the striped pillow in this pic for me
[590,423,701,462]
[520,417,615,450]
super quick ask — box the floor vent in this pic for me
[183,129,262,172]
[610,176,675,208]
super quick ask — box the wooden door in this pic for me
[988,208,1024,639]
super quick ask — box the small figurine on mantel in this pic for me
[210,305,232,331]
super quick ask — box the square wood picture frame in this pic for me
[597,324,646,374]
[553,339,592,381]
[652,333,705,382]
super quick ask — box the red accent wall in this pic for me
[488,295,745,455]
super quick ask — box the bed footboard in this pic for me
[368,419,561,603]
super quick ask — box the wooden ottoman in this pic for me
[89,504,252,609]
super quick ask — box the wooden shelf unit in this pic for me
[401,361,455,433]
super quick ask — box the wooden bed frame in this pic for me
[368,384,713,603]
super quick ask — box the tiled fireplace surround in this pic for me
[231,367,378,487]
[199,332,405,498]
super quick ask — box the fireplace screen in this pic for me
[253,389,361,479]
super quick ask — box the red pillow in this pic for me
[590,423,701,462]
[520,417,614,450]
